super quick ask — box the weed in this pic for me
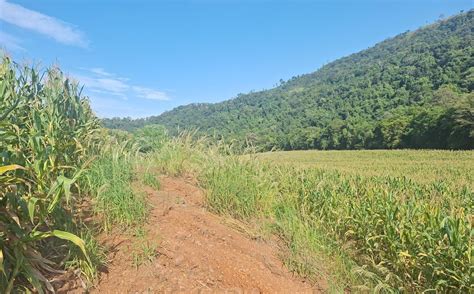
[82,150,148,231]
[142,170,161,190]
[131,227,158,268]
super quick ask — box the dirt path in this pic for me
[93,177,322,293]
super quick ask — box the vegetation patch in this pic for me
[82,150,148,231]
[142,170,161,190]
[130,227,159,269]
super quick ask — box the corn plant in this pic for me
[0,57,101,292]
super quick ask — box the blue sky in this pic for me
[0,0,471,118]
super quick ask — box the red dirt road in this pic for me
[93,177,322,293]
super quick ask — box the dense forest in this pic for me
[103,10,474,150]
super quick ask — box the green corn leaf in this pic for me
[60,175,74,205]
[47,175,76,212]
[46,180,61,213]
[27,197,39,224]
[51,230,91,264]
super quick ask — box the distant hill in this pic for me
[103,10,473,150]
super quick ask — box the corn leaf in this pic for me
[0,248,4,275]
[51,230,91,264]
[0,165,24,175]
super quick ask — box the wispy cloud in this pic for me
[0,0,88,47]
[132,86,170,101]
[0,31,25,51]
[73,73,129,99]
[88,67,114,77]
[71,67,170,101]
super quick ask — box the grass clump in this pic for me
[82,149,148,231]
[152,133,207,177]
[142,170,161,190]
[65,229,107,286]
[201,156,275,220]
[131,227,159,268]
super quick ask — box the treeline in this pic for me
[103,10,474,150]
[259,89,473,150]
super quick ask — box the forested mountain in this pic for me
[103,10,474,150]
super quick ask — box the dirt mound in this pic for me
[93,177,322,293]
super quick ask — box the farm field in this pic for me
[257,149,474,188]
[2,5,474,294]
[1,58,473,293]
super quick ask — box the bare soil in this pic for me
[88,177,324,293]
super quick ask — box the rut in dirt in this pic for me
[92,177,324,293]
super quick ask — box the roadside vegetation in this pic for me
[81,142,147,231]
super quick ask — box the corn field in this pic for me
[0,57,101,292]
[275,168,473,292]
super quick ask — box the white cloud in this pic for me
[89,89,127,99]
[70,68,170,102]
[88,67,114,77]
[0,31,25,51]
[72,73,129,99]
[96,78,129,93]
[0,0,88,47]
[132,86,170,101]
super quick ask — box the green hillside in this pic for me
[104,10,474,150]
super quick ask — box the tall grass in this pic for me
[202,156,274,219]
[151,132,207,177]
[152,135,473,292]
[81,145,148,231]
